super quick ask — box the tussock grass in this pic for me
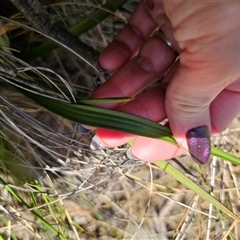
[0,1,240,239]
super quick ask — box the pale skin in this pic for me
[90,0,240,162]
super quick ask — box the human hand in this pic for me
[89,0,240,164]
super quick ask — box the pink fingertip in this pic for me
[96,128,135,147]
[132,137,186,162]
[98,43,132,71]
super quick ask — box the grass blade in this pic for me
[21,89,175,141]
[76,97,132,105]
[211,146,240,164]
[154,160,240,222]
[0,176,69,240]
[20,88,240,165]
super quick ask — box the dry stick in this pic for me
[0,63,68,101]
[9,0,99,68]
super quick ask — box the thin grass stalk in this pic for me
[0,176,69,240]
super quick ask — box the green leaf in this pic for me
[18,86,240,222]
[20,88,240,165]
[22,89,175,142]
[0,176,69,240]
[76,97,132,105]
[155,160,240,222]
[211,146,240,165]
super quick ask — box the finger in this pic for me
[95,85,167,147]
[95,60,187,160]
[131,136,186,162]
[94,60,178,148]
[161,21,181,52]
[99,0,159,71]
[92,62,185,161]
[144,0,181,52]
[165,64,223,164]
[211,79,240,133]
[92,36,176,109]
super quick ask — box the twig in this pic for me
[0,62,69,101]
[9,0,99,68]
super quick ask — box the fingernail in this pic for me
[144,0,155,10]
[77,124,90,134]
[126,147,139,160]
[186,125,211,164]
[97,62,107,72]
[90,135,106,150]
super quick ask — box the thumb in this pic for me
[165,65,216,164]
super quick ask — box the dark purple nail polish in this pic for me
[97,62,107,72]
[186,125,211,164]
[77,124,90,134]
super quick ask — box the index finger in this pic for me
[99,0,160,71]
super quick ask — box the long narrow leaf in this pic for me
[76,97,132,105]
[211,147,240,164]
[22,89,175,140]
[155,160,240,222]
[21,89,240,165]
[0,176,68,240]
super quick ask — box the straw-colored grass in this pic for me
[0,1,240,239]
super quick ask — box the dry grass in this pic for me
[0,1,240,239]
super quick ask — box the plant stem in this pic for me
[9,0,98,66]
